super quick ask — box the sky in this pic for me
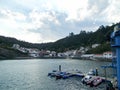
[0,0,120,43]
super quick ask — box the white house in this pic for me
[28,49,40,57]
[103,51,112,59]
[49,51,57,57]
[92,44,100,48]
[12,44,20,49]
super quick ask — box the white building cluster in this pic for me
[12,44,58,58]
[12,44,113,60]
[81,52,113,60]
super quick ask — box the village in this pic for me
[12,43,112,60]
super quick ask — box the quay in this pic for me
[48,66,116,89]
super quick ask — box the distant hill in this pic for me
[0,36,52,59]
[0,35,53,49]
[48,23,117,53]
[0,22,119,58]
[0,47,28,59]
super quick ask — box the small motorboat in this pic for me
[48,72,58,77]
[87,69,96,75]
[48,70,61,77]
[81,75,95,85]
[55,72,67,79]
[91,76,103,87]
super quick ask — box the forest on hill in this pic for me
[46,23,117,53]
[0,22,119,59]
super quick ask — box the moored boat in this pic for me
[91,76,103,87]
[81,75,95,85]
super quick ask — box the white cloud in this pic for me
[0,8,62,43]
[16,31,42,43]
[0,9,26,21]
[101,0,120,23]
[29,9,60,28]
[55,0,89,21]
[0,0,120,43]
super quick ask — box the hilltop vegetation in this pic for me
[0,47,28,59]
[48,23,116,53]
[0,22,119,59]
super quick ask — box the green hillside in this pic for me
[48,23,116,53]
[0,22,118,58]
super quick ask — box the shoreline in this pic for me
[0,56,112,62]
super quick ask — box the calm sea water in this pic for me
[0,59,112,90]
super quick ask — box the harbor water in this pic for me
[0,59,112,90]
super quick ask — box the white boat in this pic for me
[87,69,96,75]
[82,75,103,87]
[81,75,95,85]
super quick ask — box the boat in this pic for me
[48,70,61,77]
[87,69,96,75]
[81,75,95,85]
[48,72,58,77]
[55,72,68,79]
[91,76,103,87]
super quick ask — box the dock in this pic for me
[48,67,117,90]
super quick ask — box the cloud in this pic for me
[0,9,36,42]
[29,9,60,29]
[86,0,120,24]
[28,10,68,41]
[101,0,120,23]
[52,0,89,21]
[0,0,120,43]
[0,9,65,43]
[0,9,26,21]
